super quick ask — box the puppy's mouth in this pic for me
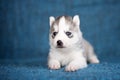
[56,46,66,48]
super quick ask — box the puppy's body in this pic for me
[48,15,99,71]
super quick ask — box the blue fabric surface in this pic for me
[0,0,120,80]
[0,61,120,80]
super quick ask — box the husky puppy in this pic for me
[48,15,99,71]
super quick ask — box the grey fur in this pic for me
[50,16,78,33]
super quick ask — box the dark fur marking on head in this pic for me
[50,15,79,34]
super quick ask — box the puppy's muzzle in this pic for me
[57,40,64,48]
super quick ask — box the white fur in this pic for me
[48,15,99,71]
[73,15,80,26]
[49,16,55,27]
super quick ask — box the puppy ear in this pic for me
[73,15,80,26]
[49,16,55,27]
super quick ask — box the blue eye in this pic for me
[66,31,73,38]
[66,32,72,36]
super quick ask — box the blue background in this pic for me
[0,0,120,80]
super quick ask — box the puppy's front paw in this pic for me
[65,61,87,72]
[48,60,60,70]
[65,64,79,72]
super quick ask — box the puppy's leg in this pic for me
[48,59,61,70]
[87,49,99,63]
[83,39,100,64]
[65,57,87,71]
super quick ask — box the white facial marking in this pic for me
[58,16,69,32]
[59,16,65,29]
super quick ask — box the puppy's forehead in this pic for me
[58,16,72,25]
[54,16,73,31]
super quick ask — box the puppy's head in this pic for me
[49,15,82,49]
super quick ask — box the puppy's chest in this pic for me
[57,52,77,66]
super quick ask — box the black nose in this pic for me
[57,40,63,47]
